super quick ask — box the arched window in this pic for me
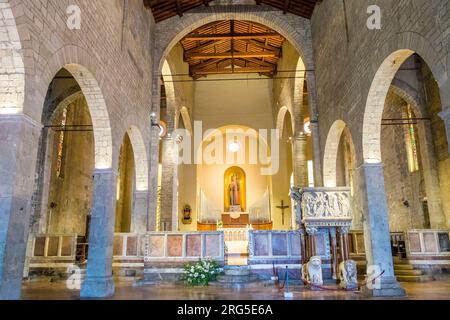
[404,104,420,172]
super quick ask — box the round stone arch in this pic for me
[176,106,193,135]
[0,1,26,115]
[37,46,114,169]
[362,32,448,164]
[323,120,356,188]
[154,5,314,77]
[276,106,294,139]
[125,126,149,191]
[292,58,307,131]
[162,60,177,130]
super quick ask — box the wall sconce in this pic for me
[151,112,167,138]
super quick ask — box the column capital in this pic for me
[340,226,350,235]
[329,227,337,238]
[305,226,319,235]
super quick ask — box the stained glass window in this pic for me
[404,104,420,172]
[56,106,68,178]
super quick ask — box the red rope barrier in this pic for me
[301,270,386,292]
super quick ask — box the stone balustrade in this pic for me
[143,231,225,262]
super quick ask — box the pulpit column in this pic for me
[299,228,308,264]
[329,228,338,280]
[339,226,350,261]
[306,226,318,258]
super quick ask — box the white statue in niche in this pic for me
[302,256,323,287]
[339,260,358,290]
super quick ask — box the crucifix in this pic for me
[276,200,290,225]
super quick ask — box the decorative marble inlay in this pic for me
[254,233,269,256]
[47,237,59,257]
[126,237,138,256]
[186,234,202,257]
[272,233,288,256]
[408,233,421,253]
[149,235,165,257]
[423,233,438,253]
[167,235,183,257]
[34,237,46,257]
[61,236,73,257]
[114,236,123,256]
[205,234,221,257]
[290,233,301,256]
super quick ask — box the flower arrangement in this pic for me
[182,259,223,286]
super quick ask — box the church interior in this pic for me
[0,0,450,301]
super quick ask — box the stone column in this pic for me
[439,107,450,155]
[306,71,323,187]
[299,228,308,264]
[293,133,309,187]
[160,137,178,231]
[357,163,405,297]
[80,169,117,298]
[306,226,318,258]
[132,190,148,234]
[147,126,160,231]
[0,114,41,300]
[339,226,350,261]
[329,228,338,279]
[417,120,446,228]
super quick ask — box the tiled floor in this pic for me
[20,278,450,300]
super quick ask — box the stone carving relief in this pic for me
[302,256,323,287]
[291,187,353,228]
[339,260,358,290]
[302,191,351,219]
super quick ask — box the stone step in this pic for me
[216,274,260,284]
[395,269,425,276]
[394,264,415,270]
[396,274,433,282]
[224,266,250,276]
[392,257,410,265]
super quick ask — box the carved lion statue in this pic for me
[302,256,323,286]
[339,260,358,289]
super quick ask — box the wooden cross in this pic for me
[276,200,290,225]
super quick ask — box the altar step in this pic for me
[211,266,263,289]
[393,258,433,282]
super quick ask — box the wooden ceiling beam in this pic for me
[184,39,228,55]
[247,39,281,55]
[183,32,284,41]
[193,67,274,75]
[187,52,277,60]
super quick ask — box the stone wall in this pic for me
[381,91,427,232]
[312,0,450,166]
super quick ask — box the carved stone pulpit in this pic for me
[293,187,353,229]
[291,187,353,280]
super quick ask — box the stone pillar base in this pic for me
[361,276,405,297]
[0,279,21,300]
[80,276,115,299]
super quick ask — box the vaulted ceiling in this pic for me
[180,20,285,79]
[143,0,320,23]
